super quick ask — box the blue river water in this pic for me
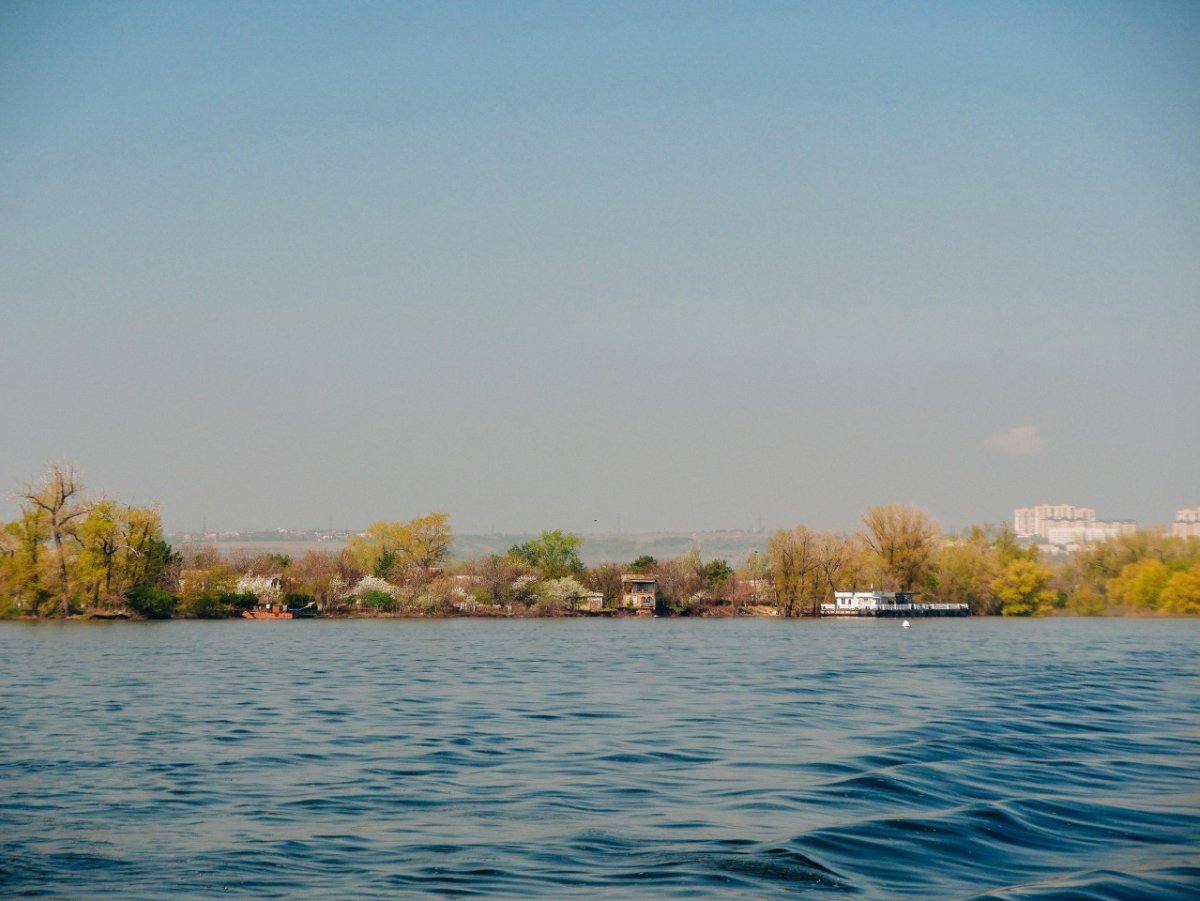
[1,618,1198,899]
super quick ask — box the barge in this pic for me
[242,601,318,620]
[820,590,969,617]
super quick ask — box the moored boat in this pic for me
[820,590,969,617]
[241,601,318,620]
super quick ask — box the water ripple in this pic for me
[1,618,1198,899]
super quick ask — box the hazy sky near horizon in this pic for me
[2,1,1198,535]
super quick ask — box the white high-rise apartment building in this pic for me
[1013,504,1134,545]
[1174,508,1200,539]
[1013,504,1096,539]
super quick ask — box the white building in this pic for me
[821,591,968,617]
[828,591,918,611]
[1013,503,1134,546]
[1014,504,1096,538]
[1043,521,1136,546]
[1174,508,1200,539]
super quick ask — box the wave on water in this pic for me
[1,618,1198,899]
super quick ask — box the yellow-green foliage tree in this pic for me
[3,465,174,616]
[1106,559,1171,611]
[17,463,91,615]
[1066,531,1198,609]
[993,558,1058,616]
[1159,565,1200,615]
[1,509,48,616]
[861,504,939,591]
[934,526,1003,614]
[1065,584,1106,616]
[347,513,453,583]
[932,525,1035,615]
[768,526,822,617]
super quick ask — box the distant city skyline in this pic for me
[2,2,1197,536]
[170,496,1197,541]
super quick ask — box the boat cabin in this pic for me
[831,591,917,611]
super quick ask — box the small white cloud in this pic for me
[989,425,1042,456]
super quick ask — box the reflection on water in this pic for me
[2,619,1198,899]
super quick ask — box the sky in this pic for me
[2,1,1198,536]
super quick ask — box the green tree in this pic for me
[629,555,657,573]
[704,559,734,594]
[125,583,178,619]
[508,530,584,579]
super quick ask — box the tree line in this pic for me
[3,466,1199,619]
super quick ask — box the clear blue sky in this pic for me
[2,1,1197,535]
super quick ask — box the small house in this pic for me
[621,575,658,613]
[572,591,606,613]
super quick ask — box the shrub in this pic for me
[126,584,178,620]
[361,589,395,611]
[186,591,232,619]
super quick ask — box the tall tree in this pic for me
[77,501,123,607]
[76,502,172,609]
[860,504,939,591]
[399,513,453,571]
[347,513,453,583]
[932,525,1003,614]
[768,526,822,616]
[2,509,47,614]
[813,531,864,600]
[508,530,584,579]
[18,464,90,615]
[993,558,1058,616]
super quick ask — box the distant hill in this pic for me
[455,531,770,566]
[169,529,770,566]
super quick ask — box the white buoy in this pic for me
[902,619,911,628]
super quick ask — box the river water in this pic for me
[1,618,1198,899]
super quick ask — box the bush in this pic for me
[126,584,178,620]
[223,592,259,612]
[186,591,232,619]
[361,589,395,611]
